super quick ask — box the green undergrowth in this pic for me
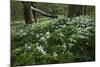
[11,15,95,66]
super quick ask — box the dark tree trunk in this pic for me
[68,5,83,17]
[82,6,87,15]
[31,2,37,22]
[23,2,33,24]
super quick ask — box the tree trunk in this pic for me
[68,5,83,17]
[82,6,87,15]
[31,2,37,22]
[23,2,33,24]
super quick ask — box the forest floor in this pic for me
[11,15,95,66]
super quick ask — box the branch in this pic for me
[31,6,51,17]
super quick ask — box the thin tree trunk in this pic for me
[83,6,87,15]
[31,2,37,22]
[23,2,33,24]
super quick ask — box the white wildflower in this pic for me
[37,45,46,55]
[63,43,67,49]
[46,31,50,38]
[60,32,64,37]
[36,34,39,38]
[53,52,58,57]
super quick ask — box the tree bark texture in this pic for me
[31,2,37,22]
[23,2,33,24]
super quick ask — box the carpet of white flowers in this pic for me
[11,15,95,66]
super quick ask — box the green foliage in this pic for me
[11,1,24,21]
[11,15,95,66]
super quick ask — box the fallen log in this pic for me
[31,6,58,19]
